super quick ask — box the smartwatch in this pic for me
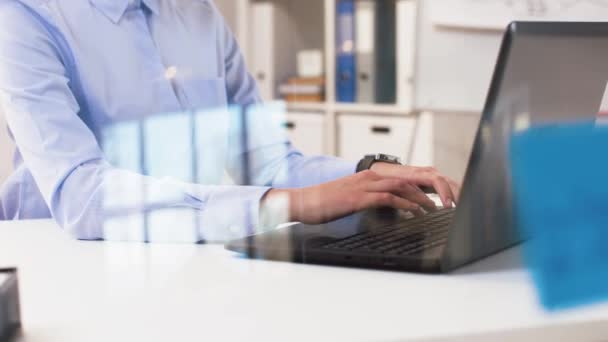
[356,153,402,172]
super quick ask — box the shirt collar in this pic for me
[144,0,160,16]
[89,0,160,24]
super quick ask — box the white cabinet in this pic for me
[337,114,417,162]
[285,112,325,156]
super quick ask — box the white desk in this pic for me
[1,220,607,342]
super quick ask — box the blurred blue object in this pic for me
[102,121,142,173]
[144,112,194,183]
[510,121,608,311]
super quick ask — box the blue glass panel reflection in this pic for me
[510,122,608,311]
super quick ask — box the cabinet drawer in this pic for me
[285,112,325,156]
[337,114,416,162]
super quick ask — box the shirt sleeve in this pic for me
[214,4,357,189]
[0,2,270,242]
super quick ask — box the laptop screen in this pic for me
[441,22,608,271]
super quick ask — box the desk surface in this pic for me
[1,220,607,342]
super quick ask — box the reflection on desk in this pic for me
[1,220,608,342]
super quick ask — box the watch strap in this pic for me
[356,154,401,172]
[356,155,376,172]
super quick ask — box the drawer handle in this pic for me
[371,126,391,134]
[284,121,296,130]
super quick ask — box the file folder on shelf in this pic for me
[354,0,398,104]
[374,0,397,104]
[336,0,357,103]
[250,2,293,102]
[397,0,418,111]
[355,0,376,103]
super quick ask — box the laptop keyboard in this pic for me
[321,208,455,256]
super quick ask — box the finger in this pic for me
[362,192,421,212]
[448,179,461,204]
[366,179,437,211]
[419,185,436,194]
[405,174,455,209]
[411,208,426,218]
[402,184,438,212]
[430,176,455,208]
[395,183,437,212]
[364,177,401,191]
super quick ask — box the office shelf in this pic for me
[286,102,328,112]
[217,0,425,158]
[333,103,415,116]
[286,102,417,116]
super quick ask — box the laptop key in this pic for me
[321,208,455,255]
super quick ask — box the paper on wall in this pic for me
[432,0,608,31]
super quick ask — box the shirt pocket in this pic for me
[181,77,228,111]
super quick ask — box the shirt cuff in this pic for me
[191,185,272,242]
[328,158,358,177]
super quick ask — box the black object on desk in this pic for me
[0,268,21,342]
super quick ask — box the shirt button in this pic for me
[164,66,178,80]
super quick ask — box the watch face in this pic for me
[377,154,401,164]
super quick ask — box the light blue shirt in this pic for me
[0,0,355,240]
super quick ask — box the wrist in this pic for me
[369,161,393,173]
[260,188,298,225]
[370,162,417,179]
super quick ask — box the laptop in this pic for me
[226,22,608,273]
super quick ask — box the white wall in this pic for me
[0,109,13,185]
[413,1,503,181]
[415,0,504,112]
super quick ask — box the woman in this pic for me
[0,0,459,240]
